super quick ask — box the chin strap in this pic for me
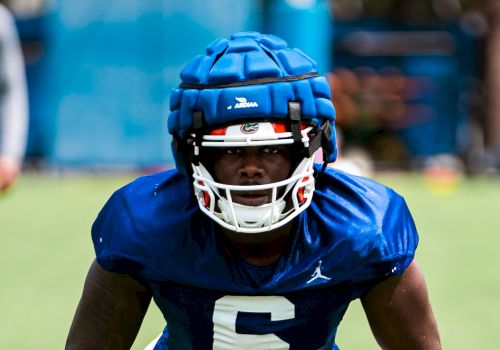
[218,199,287,229]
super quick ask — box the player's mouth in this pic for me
[231,190,271,206]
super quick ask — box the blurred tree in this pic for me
[331,0,483,21]
[483,0,500,157]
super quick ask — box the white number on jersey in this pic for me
[212,295,295,350]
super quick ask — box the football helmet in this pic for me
[168,32,337,233]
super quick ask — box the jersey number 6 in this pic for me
[212,295,295,350]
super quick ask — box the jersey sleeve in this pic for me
[90,171,203,281]
[305,168,419,290]
[91,186,147,276]
[370,191,419,278]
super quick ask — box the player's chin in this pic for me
[231,193,271,207]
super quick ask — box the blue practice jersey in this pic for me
[92,166,418,349]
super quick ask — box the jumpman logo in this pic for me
[306,260,331,284]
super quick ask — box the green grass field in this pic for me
[1,172,499,349]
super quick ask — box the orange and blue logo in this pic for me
[240,122,259,134]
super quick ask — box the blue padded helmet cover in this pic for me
[168,32,337,170]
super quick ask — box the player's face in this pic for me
[209,146,293,206]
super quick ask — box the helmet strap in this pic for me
[288,101,311,164]
[288,101,303,143]
[191,110,205,165]
[288,101,330,164]
[320,119,334,172]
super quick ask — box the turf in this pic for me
[0,172,499,349]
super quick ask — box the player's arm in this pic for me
[66,259,152,350]
[361,260,441,349]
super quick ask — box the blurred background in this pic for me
[4,0,499,174]
[0,0,499,349]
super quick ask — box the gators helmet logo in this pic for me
[240,122,259,134]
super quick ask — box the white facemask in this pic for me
[191,122,317,233]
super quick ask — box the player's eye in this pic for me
[262,147,279,155]
[224,148,242,155]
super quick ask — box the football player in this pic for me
[66,32,441,349]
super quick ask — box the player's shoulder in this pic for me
[118,167,187,194]
[92,168,208,279]
[112,168,193,207]
[314,165,404,216]
[305,166,418,282]
[95,168,197,242]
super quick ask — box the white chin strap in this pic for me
[217,199,287,230]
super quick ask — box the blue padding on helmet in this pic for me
[310,76,331,98]
[208,53,245,84]
[168,32,338,170]
[315,98,335,119]
[198,89,220,123]
[293,79,316,116]
[226,36,261,53]
[276,49,316,75]
[245,50,282,78]
[270,83,294,116]
[180,55,213,84]
[168,77,334,134]
[206,38,229,55]
[169,88,182,111]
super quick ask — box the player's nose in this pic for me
[238,149,264,179]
